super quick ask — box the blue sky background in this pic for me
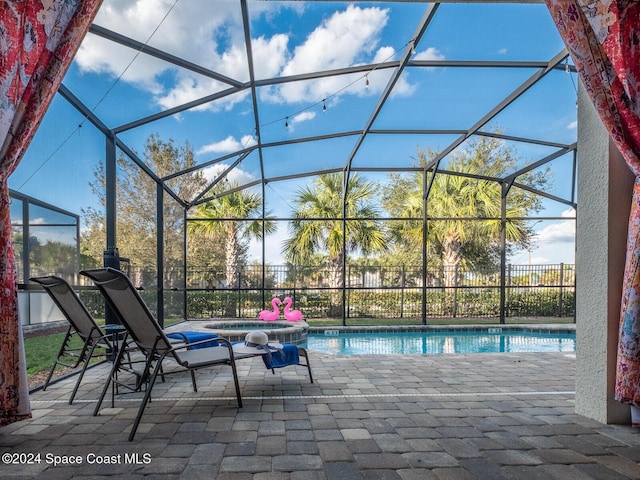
[10,1,577,265]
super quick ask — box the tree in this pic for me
[383,136,550,287]
[30,239,78,278]
[188,184,275,316]
[81,134,210,286]
[282,172,387,312]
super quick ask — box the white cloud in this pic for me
[567,120,578,130]
[510,209,576,265]
[75,2,430,112]
[497,48,508,55]
[293,111,316,123]
[537,209,576,243]
[75,36,167,94]
[529,254,552,264]
[284,5,387,75]
[285,111,316,131]
[197,135,257,155]
[75,0,256,110]
[78,1,238,74]
[263,5,390,104]
[202,163,256,186]
[414,46,445,62]
[391,46,446,97]
[251,34,290,80]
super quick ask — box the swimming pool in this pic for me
[305,329,576,355]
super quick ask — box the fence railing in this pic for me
[22,263,575,326]
[178,263,575,321]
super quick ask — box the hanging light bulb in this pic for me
[285,117,289,128]
[565,60,570,73]
[365,75,370,88]
[323,99,327,112]
[411,40,416,55]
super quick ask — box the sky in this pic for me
[10,0,577,266]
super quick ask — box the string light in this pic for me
[285,116,289,128]
[262,35,417,130]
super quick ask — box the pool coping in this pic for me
[166,319,309,345]
[307,323,576,335]
[169,321,575,341]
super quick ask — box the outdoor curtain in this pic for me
[0,0,102,427]
[546,1,640,408]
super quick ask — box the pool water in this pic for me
[305,330,576,355]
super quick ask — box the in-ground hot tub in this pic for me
[205,319,308,345]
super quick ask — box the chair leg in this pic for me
[69,353,91,405]
[129,360,163,441]
[230,361,243,408]
[68,339,103,405]
[93,339,129,416]
[43,327,74,391]
[298,347,313,383]
[42,360,60,392]
[190,371,198,392]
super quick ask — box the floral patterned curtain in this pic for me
[0,0,103,427]
[545,1,640,410]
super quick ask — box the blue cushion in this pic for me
[167,331,219,349]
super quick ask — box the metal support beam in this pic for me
[342,3,440,200]
[190,151,252,206]
[183,209,188,320]
[89,24,243,88]
[427,48,570,170]
[422,169,428,325]
[499,184,508,324]
[57,84,112,135]
[114,138,187,207]
[240,0,266,185]
[21,199,29,285]
[105,133,117,251]
[113,86,244,134]
[157,183,164,327]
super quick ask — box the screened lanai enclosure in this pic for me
[13,1,578,326]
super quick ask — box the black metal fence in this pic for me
[32,263,574,325]
[179,263,575,321]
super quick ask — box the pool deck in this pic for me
[2,350,639,479]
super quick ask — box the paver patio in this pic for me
[0,351,638,479]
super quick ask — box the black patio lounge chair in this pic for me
[30,275,115,404]
[80,267,242,441]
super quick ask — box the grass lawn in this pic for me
[24,332,75,376]
[23,317,189,388]
[24,332,109,388]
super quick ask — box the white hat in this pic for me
[233,331,283,355]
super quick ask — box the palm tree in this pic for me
[283,173,387,312]
[189,185,275,316]
[384,136,548,287]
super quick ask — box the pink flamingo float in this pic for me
[259,297,281,321]
[282,296,303,322]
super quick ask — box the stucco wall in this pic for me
[575,83,633,423]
